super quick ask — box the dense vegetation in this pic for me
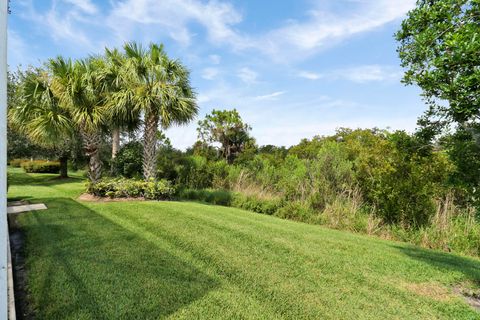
[7,169,480,319]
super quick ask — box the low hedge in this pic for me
[9,158,30,167]
[21,160,60,173]
[87,178,175,200]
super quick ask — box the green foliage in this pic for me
[231,193,282,215]
[112,141,143,178]
[87,177,175,200]
[197,109,253,163]
[336,129,452,227]
[396,0,480,124]
[441,125,480,209]
[21,160,60,174]
[178,189,233,206]
[178,188,282,215]
[175,155,214,189]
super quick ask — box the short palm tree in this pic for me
[111,42,198,180]
[49,56,108,183]
[9,68,74,178]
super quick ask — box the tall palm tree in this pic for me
[102,48,140,168]
[9,68,74,178]
[111,42,198,180]
[49,56,107,183]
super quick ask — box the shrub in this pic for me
[112,142,143,178]
[231,193,282,215]
[21,160,60,173]
[87,178,175,200]
[275,202,315,222]
[176,156,213,189]
[9,158,30,167]
[178,188,232,206]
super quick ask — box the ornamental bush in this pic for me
[87,178,175,200]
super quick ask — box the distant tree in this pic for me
[188,140,219,160]
[396,0,480,131]
[197,109,253,164]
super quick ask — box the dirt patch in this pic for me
[454,283,480,312]
[8,214,34,320]
[399,281,453,302]
[78,193,146,202]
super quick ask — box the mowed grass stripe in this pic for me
[7,169,480,319]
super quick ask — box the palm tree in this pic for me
[111,42,198,180]
[49,56,107,183]
[102,48,140,169]
[9,68,74,178]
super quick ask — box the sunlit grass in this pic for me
[7,168,480,319]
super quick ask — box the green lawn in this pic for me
[7,168,480,319]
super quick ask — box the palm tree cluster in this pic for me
[9,42,198,182]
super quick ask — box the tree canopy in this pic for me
[396,0,480,128]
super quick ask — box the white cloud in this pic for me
[107,0,243,46]
[64,0,98,15]
[329,65,403,83]
[201,67,219,80]
[237,67,258,84]
[253,0,415,61]
[17,0,97,50]
[297,71,322,80]
[15,0,415,63]
[255,91,286,101]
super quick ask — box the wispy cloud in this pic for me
[237,67,258,84]
[297,71,322,80]
[255,91,286,101]
[297,65,403,83]
[253,0,415,61]
[329,65,403,83]
[17,0,99,50]
[107,0,243,47]
[14,0,414,63]
[201,67,219,80]
[64,0,98,14]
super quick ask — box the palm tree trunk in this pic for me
[111,128,120,160]
[59,156,68,178]
[81,129,103,183]
[143,112,159,180]
[110,128,121,175]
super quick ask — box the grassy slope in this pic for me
[7,168,480,319]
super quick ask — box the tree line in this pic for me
[8,42,197,182]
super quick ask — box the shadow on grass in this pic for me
[19,198,218,319]
[9,171,83,187]
[395,245,480,286]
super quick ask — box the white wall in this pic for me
[0,0,8,318]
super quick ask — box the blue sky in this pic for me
[8,0,423,149]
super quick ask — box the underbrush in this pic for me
[177,187,480,257]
